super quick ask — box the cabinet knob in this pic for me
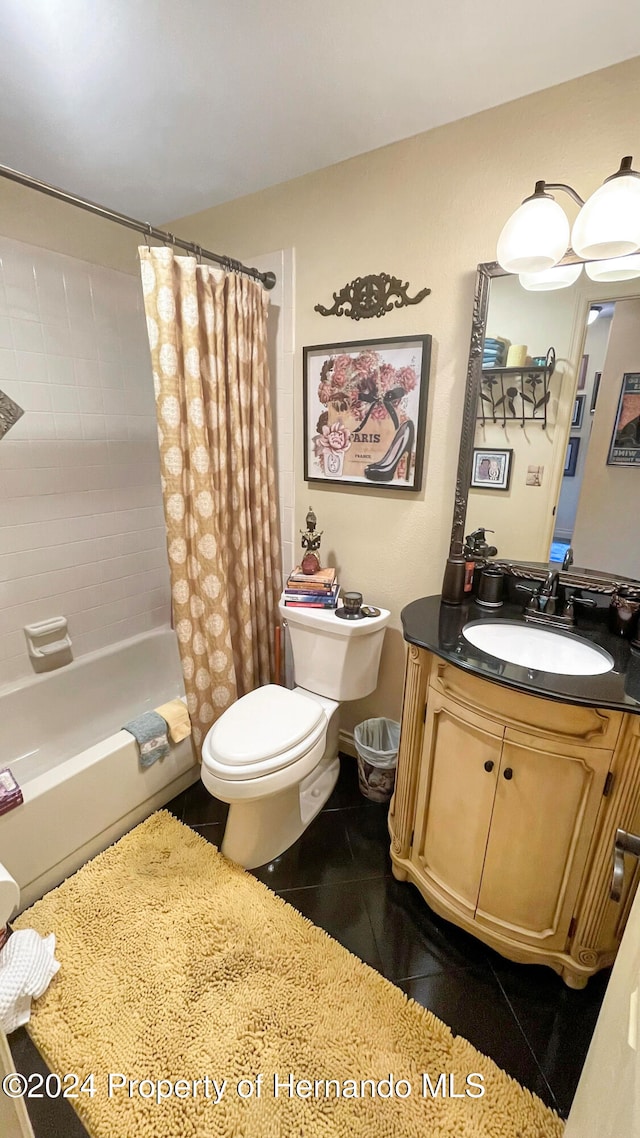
[484,760,494,773]
[503,767,513,781]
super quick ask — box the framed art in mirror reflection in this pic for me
[564,436,580,477]
[470,448,513,491]
[608,372,640,466]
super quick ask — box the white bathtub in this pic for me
[0,627,198,911]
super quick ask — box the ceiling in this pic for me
[1,1,639,223]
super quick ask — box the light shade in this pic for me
[572,167,640,260]
[519,263,583,291]
[585,254,640,282]
[497,196,570,273]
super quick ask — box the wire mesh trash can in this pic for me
[354,718,400,803]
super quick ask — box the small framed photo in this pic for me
[572,394,585,428]
[470,448,512,491]
[590,371,602,415]
[303,335,431,491]
[608,372,640,466]
[564,436,580,477]
[577,354,589,391]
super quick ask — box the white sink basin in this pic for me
[462,620,614,676]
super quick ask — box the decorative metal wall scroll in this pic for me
[0,389,24,441]
[314,273,431,321]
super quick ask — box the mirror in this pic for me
[453,261,640,583]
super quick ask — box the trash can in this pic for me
[354,718,400,803]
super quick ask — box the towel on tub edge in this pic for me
[122,711,170,767]
[155,698,191,743]
[0,929,60,1034]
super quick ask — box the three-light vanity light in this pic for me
[497,156,640,290]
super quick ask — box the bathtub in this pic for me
[0,627,198,911]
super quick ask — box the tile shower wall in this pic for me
[0,235,169,687]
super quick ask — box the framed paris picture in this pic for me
[303,335,431,491]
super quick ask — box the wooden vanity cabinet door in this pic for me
[475,728,611,951]
[412,691,502,921]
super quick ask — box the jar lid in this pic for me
[618,584,640,599]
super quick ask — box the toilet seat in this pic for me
[202,684,327,781]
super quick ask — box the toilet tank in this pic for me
[279,601,390,701]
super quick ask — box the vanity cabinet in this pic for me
[390,646,640,987]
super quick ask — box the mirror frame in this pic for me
[449,260,639,593]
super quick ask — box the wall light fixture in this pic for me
[497,156,640,281]
[519,263,583,292]
[585,254,640,282]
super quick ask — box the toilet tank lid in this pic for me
[278,599,391,636]
[205,684,325,766]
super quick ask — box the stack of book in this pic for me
[283,565,339,608]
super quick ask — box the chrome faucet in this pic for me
[516,573,558,619]
[562,546,574,571]
[517,570,597,628]
[539,570,560,613]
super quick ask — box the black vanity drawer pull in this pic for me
[503,767,513,781]
[484,760,494,773]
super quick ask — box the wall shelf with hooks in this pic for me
[477,347,556,429]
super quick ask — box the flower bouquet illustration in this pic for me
[311,349,418,482]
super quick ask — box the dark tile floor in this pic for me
[10,757,608,1135]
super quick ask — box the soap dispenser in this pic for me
[463,528,498,594]
[441,546,467,605]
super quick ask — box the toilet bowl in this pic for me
[201,598,390,868]
[202,684,339,867]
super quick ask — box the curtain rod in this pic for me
[0,163,276,290]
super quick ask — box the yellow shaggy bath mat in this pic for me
[14,812,562,1137]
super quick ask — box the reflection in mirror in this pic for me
[464,270,640,578]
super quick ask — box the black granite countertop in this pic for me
[402,594,640,714]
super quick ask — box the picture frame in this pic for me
[526,465,544,487]
[303,335,431,491]
[572,394,585,429]
[590,372,601,415]
[607,372,640,466]
[577,354,589,391]
[470,448,513,491]
[564,436,580,477]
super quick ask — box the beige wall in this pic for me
[0,177,142,274]
[573,298,640,577]
[167,56,640,730]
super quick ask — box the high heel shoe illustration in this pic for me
[364,419,415,483]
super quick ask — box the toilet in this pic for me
[201,599,390,868]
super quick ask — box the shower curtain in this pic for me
[139,247,282,751]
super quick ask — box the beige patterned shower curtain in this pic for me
[139,247,282,751]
